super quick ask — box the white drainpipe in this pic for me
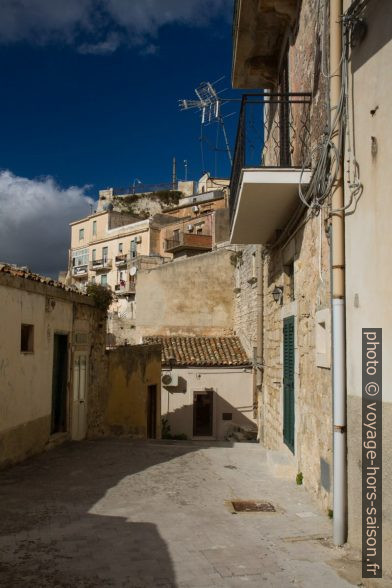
[330,0,347,545]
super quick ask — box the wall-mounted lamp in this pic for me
[272,286,283,304]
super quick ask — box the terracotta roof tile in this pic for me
[0,263,82,294]
[143,335,251,367]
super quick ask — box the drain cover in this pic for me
[231,500,276,513]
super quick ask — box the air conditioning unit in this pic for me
[187,224,194,232]
[135,236,142,244]
[192,205,199,213]
[161,372,178,387]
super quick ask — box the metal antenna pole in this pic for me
[220,115,232,166]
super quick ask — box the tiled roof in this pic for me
[143,335,251,367]
[0,263,81,294]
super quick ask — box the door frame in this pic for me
[71,352,88,440]
[51,332,69,435]
[192,389,215,438]
[147,384,158,439]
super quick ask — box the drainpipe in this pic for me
[330,0,347,546]
[256,246,264,442]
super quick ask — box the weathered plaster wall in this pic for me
[106,344,162,438]
[135,248,235,339]
[0,273,107,467]
[161,367,256,441]
[343,0,392,569]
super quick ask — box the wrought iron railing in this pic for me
[229,93,311,224]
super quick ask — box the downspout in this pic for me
[330,0,347,546]
[256,246,264,442]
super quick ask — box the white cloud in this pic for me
[0,0,233,53]
[0,170,93,277]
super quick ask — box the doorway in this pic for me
[147,385,157,439]
[193,390,213,436]
[51,334,68,434]
[283,316,295,452]
[72,354,87,440]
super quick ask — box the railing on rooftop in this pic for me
[229,93,312,224]
[113,182,176,197]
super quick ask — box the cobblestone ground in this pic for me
[0,439,357,587]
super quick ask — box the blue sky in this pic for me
[0,0,239,276]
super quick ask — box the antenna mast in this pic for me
[179,79,233,171]
[172,156,177,190]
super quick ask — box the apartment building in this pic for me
[68,209,175,294]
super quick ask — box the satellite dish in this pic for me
[130,267,137,276]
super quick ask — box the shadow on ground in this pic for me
[0,438,220,588]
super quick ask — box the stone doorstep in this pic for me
[265,447,297,479]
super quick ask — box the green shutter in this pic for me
[283,315,295,453]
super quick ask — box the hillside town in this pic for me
[0,1,391,586]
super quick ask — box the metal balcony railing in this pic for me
[72,265,88,277]
[229,93,311,223]
[90,258,112,270]
[114,280,136,294]
[115,254,128,265]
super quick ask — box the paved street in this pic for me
[0,439,359,587]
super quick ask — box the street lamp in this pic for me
[272,286,283,304]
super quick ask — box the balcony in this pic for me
[72,265,88,278]
[230,93,312,245]
[114,280,136,295]
[90,258,112,271]
[164,232,213,255]
[232,0,299,88]
[115,253,128,266]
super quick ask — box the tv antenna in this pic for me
[179,78,233,170]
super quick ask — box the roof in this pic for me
[143,335,251,368]
[0,263,82,294]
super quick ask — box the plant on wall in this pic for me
[86,283,113,312]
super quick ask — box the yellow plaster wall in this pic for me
[106,344,162,438]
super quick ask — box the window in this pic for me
[130,239,137,259]
[196,226,203,235]
[101,274,108,286]
[92,249,96,261]
[21,324,34,352]
[102,246,108,262]
[92,220,97,236]
[173,229,180,242]
[118,242,123,253]
[72,248,88,267]
[79,228,84,241]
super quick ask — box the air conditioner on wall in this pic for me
[192,205,199,213]
[161,372,178,387]
[187,224,194,232]
[135,236,142,244]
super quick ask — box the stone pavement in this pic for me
[0,439,360,587]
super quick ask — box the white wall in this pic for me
[161,367,256,440]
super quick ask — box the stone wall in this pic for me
[251,0,333,511]
[135,248,235,339]
[262,209,332,510]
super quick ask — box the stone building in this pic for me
[230,0,332,513]
[0,264,107,467]
[230,0,392,570]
